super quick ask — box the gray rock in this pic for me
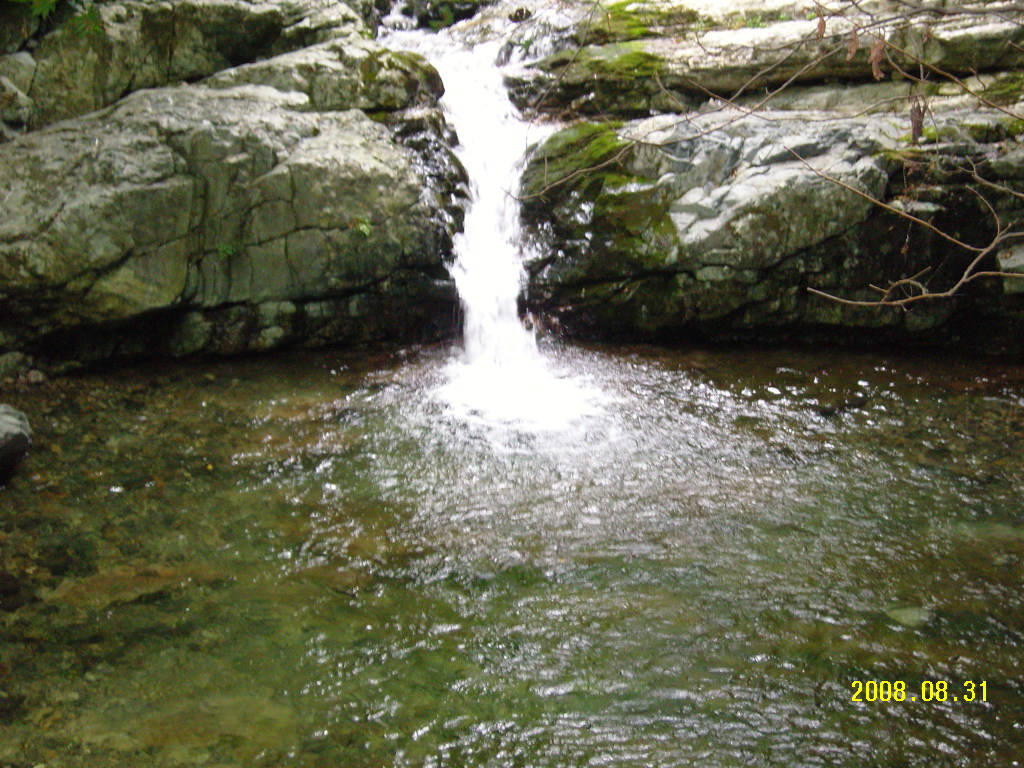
[0,52,36,94]
[273,0,368,49]
[505,4,1024,117]
[204,37,443,112]
[0,404,31,484]
[20,0,376,130]
[521,106,1024,345]
[0,75,32,127]
[997,245,1024,295]
[0,70,462,364]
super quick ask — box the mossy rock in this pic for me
[979,71,1024,106]
[520,121,633,204]
[523,42,692,116]
[577,1,707,45]
[917,117,1024,145]
[542,43,666,82]
[720,8,796,30]
[522,121,680,301]
[582,1,653,44]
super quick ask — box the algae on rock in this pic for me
[520,109,1024,350]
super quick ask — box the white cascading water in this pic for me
[386,28,601,429]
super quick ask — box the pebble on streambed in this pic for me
[0,404,32,484]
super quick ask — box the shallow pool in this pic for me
[2,342,1023,767]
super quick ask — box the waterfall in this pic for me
[429,39,543,369]
[386,27,601,429]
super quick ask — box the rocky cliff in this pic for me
[2,0,1023,372]
[0,0,466,374]
[499,0,1024,352]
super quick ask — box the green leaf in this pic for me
[354,216,372,237]
[9,0,60,20]
[67,3,104,37]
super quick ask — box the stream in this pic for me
[3,344,1024,766]
[2,18,1024,768]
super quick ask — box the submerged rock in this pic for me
[0,404,31,484]
[47,563,225,610]
[886,606,932,628]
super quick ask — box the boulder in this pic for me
[520,108,1024,348]
[204,37,443,112]
[0,0,375,134]
[0,404,31,484]
[0,36,465,366]
[503,1,1024,117]
[499,0,1024,352]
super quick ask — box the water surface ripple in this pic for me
[2,344,1023,767]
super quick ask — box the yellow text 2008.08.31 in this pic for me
[851,680,987,703]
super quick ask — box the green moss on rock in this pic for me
[578,1,708,45]
[522,121,679,291]
[918,117,1024,145]
[542,43,666,82]
[979,71,1024,106]
[520,121,633,203]
[583,1,652,44]
[527,43,682,116]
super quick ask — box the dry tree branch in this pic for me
[881,38,1024,121]
[786,148,986,253]
[512,0,1024,304]
[789,150,1024,307]
[528,0,605,111]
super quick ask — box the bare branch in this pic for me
[786,147,986,253]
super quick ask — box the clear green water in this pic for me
[2,343,1023,767]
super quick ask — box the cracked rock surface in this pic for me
[0,0,465,371]
[520,108,1024,351]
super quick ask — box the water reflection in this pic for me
[1,343,1022,767]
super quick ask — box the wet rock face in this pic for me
[506,0,1024,351]
[520,111,1024,350]
[399,0,493,30]
[0,0,467,369]
[0,405,31,484]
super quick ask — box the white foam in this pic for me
[387,33,604,430]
